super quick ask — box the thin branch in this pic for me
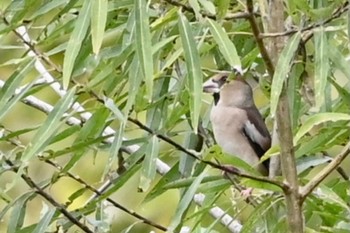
[164,0,253,20]
[43,159,168,232]
[5,159,94,233]
[127,117,286,189]
[300,141,350,200]
[260,1,349,39]
[246,0,274,77]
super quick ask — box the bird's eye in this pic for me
[222,75,228,82]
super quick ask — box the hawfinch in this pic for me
[203,72,271,175]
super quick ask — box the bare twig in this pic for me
[164,0,252,20]
[246,0,274,77]
[300,142,350,200]
[43,159,168,232]
[260,1,349,39]
[5,159,94,233]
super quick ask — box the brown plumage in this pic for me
[203,72,271,175]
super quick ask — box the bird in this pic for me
[203,71,271,176]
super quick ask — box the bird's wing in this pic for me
[242,106,271,164]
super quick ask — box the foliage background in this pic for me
[0,0,349,232]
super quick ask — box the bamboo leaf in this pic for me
[199,0,216,15]
[139,135,159,192]
[62,1,91,89]
[7,192,34,233]
[168,169,207,231]
[207,18,241,69]
[91,0,108,54]
[135,0,154,100]
[294,113,350,144]
[270,32,301,117]
[0,59,34,121]
[314,27,329,110]
[328,45,350,80]
[63,106,110,171]
[22,87,76,162]
[178,11,202,133]
[32,204,55,233]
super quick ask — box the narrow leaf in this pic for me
[62,1,91,89]
[199,0,216,15]
[63,106,110,171]
[328,45,350,80]
[168,169,207,231]
[22,87,76,162]
[32,204,55,233]
[135,0,154,100]
[294,113,350,144]
[207,19,241,69]
[178,11,202,133]
[270,32,301,117]
[91,0,108,54]
[139,135,159,192]
[0,59,34,121]
[314,27,329,110]
[7,192,34,233]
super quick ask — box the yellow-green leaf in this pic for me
[62,1,91,89]
[91,0,108,54]
[178,11,202,133]
[294,112,350,145]
[135,0,154,100]
[270,32,301,117]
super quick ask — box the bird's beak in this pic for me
[203,78,220,93]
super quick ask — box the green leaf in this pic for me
[22,87,76,162]
[328,45,350,80]
[139,135,159,192]
[0,59,34,121]
[316,184,350,212]
[314,27,329,110]
[198,0,216,15]
[270,32,301,117]
[7,192,35,233]
[91,0,108,54]
[296,155,331,175]
[329,79,350,108]
[294,113,350,144]
[168,169,207,231]
[207,19,241,69]
[32,204,55,233]
[62,1,91,89]
[217,0,230,19]
[178,11,203,133]
[207,145,260,175]
[63,106,110,171]
[28,0,67,20]
[105,122,125,177]
[143,162,182,203]
[135,0,154,100]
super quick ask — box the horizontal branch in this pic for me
[164,0,253,20]
[260,1,349,39]
[128,117,286,190]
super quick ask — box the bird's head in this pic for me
[203,71,254,108]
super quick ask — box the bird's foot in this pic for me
[240,187,253,199]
